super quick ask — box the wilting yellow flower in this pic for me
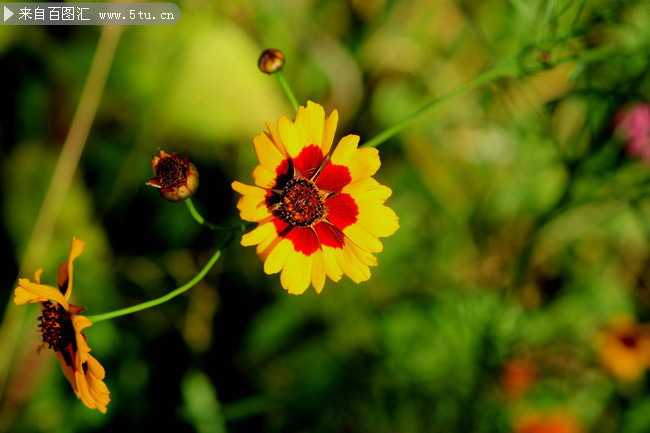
[146,149,199,202]
[595,316,650,382]
[14,237,110,413]
[232,101,399,294]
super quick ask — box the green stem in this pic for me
[86,246,224,323]
[362,58,521,148]
[275,70,300,114]
[185,198,248,232]
[361,46,623,149]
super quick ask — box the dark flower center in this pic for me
[156,157,187,188]
[620,332,639,349]
[39,302,76,355]
[279,178,325,227]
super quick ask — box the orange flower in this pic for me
[500,358,536,399]
[146,149,199,201]
[14,237,110,413]
[232,101,399,294]
[595,316,650,382]
[514,412,584,433]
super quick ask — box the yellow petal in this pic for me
[14,279,69,310]
[346,240,379,267]
[252,165,278,189]
[346,147,380,182]
[278,115,302,159]
[322,108,339,156]
[241,218,277,247]
[342,177,381,196]
[334,243,371,283]
[235,195,271,222]
[266,121,289,158]
[58,237,85,300]
[34,269,43,284]
[257,235,282,262]
[352,186,400,238]
[329,134,360,166]
[254,131,287,172]
[232,181,266,197]
[321,245,343,282]
[310,249,326,293]
[232,182,272,222]
[342,223,384,253]
[294,105,310,153]
[280,250,313,295]
[71,315,110,413]
[264,238,294,275]
[297,101,325,150]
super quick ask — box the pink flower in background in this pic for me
[615,103,650,163]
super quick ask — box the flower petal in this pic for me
[322,108,339,156]
[333,243,372,283]
[352,185,400,238]
[264,238,295,275]
[329,134,360,166]
[254,130,287,173]
[241,217,277,247]
[232,182,272,222]
[313,221,345,249]
[346,147,381,182]
[299,101,325,150]
[321,245,343,282]
[310,249,326,293]
[280,250,313,295]
[266,122,289,158]
[57,237,85,300]
[293,145,326,180]
[72,315,110,413]
[325,193,359,231]
[278,115,303,159]
[14,279,69,310]
[251,165,277,189]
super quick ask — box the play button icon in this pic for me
[4,6,14,22]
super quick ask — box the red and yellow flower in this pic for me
[14,237,110,413]
[594,315,650,382]
[232,101,399,294]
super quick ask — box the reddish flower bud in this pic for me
[146,150,199,202]
[258,49,285,74]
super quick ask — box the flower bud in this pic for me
[258,49,285,74]
[146,150,199,202]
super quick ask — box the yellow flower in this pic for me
[232,101,399,294]
[14,237,110,413]
[594,316,650,382]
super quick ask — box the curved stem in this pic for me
[86,245,224,323]
[275,70,300,114]
[361,46,624,149]
[185,198,250,232]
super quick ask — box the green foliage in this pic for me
[3,0,650,432]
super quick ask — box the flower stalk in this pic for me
[86,243,225,323]
[274,70,300,114]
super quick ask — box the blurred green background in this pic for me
[3,0,650,432]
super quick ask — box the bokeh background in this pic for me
[3,0,650,432]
